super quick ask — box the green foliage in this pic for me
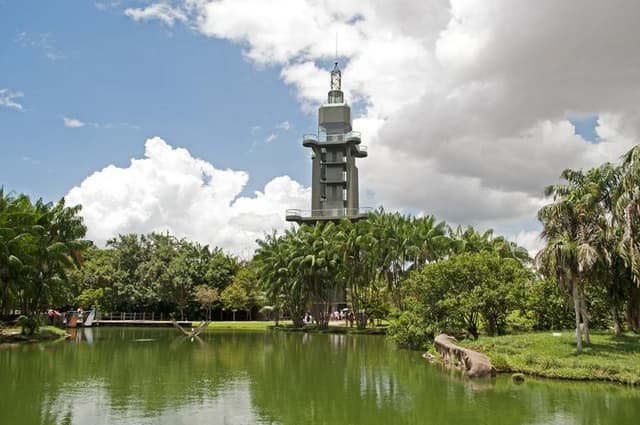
[71,233,243,319]
[194,285,219,321]
[523,278,574,331]
[0,188,87,315]
[390,252,530,342]
[16,314,40,336]
[536,146,640,351]
[387,308,430,350]
[75,287,108,309]
[460,331,640,385]
[220,281,248,320]
[254,209,533,334]
[505,310,536,333]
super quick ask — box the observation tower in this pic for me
[286,63,370,224]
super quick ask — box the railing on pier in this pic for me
[96,312,167,321]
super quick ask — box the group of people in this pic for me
[302,310,357,327]
[47,307,84,326]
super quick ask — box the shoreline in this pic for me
[0,326,67,344]
[456,331,640,386]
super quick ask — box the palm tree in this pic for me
[407,215,450,268]
[0,190,35,314]
[537,168,605,352]
[290,223,341,328]
[255,229,308,327]
[335,218,380,328]
[25,198,87,313]
[615,145,640,330]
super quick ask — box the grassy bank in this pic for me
[195,320,388,335]
[457,331,640,385]
[197,321,285,331]
[0,325,67,343]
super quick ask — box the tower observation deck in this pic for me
[286,63,371,224]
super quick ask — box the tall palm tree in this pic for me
[0,190,35,314]
[615,145,640,329]
[537,168,605,352]
[25,198,87,313]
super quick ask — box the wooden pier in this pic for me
[95,312,192,328]
[95,320,192,327]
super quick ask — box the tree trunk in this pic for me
[627,285,640,332]
[611,306,622,336]
[579,286,590,345]
[573,283,583,353]
[232,310,236,321]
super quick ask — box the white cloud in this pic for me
[123,0,640,248]
[62,115,139,130]
[124,2,187,27]
[276,121,290,131]
[0,88,24,110]
[264,133,277,144]
[15,31,64,62]
[65,137,309,255]
[63,117,85,128]
[511,230,545,258]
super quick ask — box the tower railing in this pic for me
[303,131,361,144]
[286,207,373,220]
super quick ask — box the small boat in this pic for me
[84,310,95,327]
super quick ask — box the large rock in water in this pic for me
[433,334,497,378]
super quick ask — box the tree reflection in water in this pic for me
[0,328,638,425]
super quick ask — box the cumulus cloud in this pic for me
[264,133,277,144]
[0,88,24,110]
[63,116,85,128]
[124,2,187,27]
[65,137,309,255]
[513,230,545,258]
[122,0,640,255]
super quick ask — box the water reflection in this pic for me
[0,329,638,425]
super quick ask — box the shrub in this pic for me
[16,315,41,336]
[387,310,431,350]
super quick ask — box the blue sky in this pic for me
[2,1,637,254]
[0,0,314,202]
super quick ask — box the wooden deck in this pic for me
[95,320,192,327]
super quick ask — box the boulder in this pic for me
[512,373,525,383]
[433,334,497,378]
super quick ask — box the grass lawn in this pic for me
[193,320,388,334]
[458,330,640,385]
[1,325,67,342]
[196,321,290,331]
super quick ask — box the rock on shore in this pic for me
[433,334,496,378]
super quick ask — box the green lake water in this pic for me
[0,328,638,425]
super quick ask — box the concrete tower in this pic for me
[287,63,369,224]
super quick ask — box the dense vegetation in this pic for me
[0,191,87,318]
[253,213,531,334]
[69,233,261,320]
[2,145,640,355]
[536,145,640,351]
